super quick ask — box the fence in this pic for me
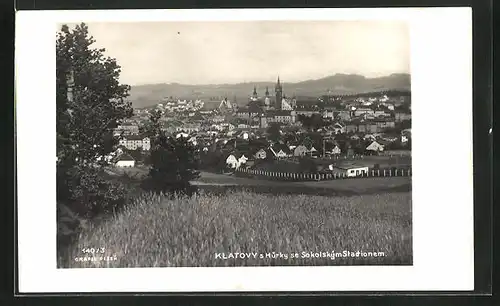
[234,167,412,182]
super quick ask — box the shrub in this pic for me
[57,165,129,219]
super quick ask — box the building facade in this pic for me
[118,136,151,151]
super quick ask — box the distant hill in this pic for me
[127,73,411,109]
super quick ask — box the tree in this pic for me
[142,132,200,195]
[56,23,133,220]
[266,123,281,142]
[140,109,162,138]
[56,23,133,168]
[297,114,312,130]
[129,147,143,162]
[310,114,326,131]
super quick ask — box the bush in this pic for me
[57,165,129,219]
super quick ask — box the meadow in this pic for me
[58,190,412,268]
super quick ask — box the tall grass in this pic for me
[59,190,412,267]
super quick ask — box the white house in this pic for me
[254,149,267,159]
[330,165,369,177]
[364,134,376,141]
[366,140,385,152]
[226,154,240,169]
[238,154,249,165]
[114,153,135,168]
[176,132,190,139]
[238,131,250,140]
[331,145,341,155]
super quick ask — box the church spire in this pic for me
[252,85,258,97]
[265,86,269,96]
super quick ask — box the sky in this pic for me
[62,21,410,86]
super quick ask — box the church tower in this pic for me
[275,76,283,110]
[252,85,258,101]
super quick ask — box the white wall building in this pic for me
[114,153,135,168]
[118,136,151,151]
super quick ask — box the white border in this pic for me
[16,8,474,293]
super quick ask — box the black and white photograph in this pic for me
[16,8,474,292]
[55,20,412,268]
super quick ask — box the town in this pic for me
[110,76,412,178]
[56,21,413,269]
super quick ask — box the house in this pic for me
[333,122,346,134]
[330,164,369,177]
[211,115,225,123]
[254,148,267,160]
[293,145,309,157]
[226,154,239,169]
[238,154,249,165]
[322,109,335,119]
[238,131,250,140]
[373,110,387,117]
[331,145,341,155]
[366,140,385,152]
[176,124,200,133]
[176,132,190,139]
[114,123,140,136]
[270,144,291,159]
[365,123,379,133]
[346,124,357,133]
[336,110,351,121]
[354,108,375,117]
[266,110,294,124]
[295,110,319,117]
[364,134,376,141]
[114,153,135,168]
[118,135,151,151]
[237,124,250,129]
[308,145,319,157]
[374,119,396,130]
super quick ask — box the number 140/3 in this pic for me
[81,247,105,254]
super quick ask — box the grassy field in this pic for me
[58,190,412,268]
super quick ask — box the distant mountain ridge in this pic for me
[128,73,411,109]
